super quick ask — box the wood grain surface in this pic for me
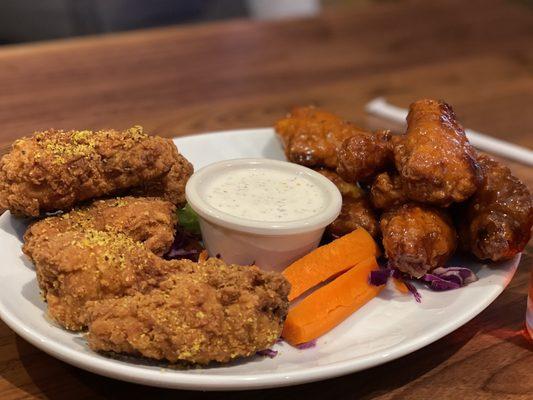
[0,0,532,398]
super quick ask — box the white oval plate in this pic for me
[0,128,519,391]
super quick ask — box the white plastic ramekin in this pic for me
[185,158,342,272]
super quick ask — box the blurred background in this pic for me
[0,0,340,44]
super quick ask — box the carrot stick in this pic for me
[283,228,378,301]
[282,257,383,345]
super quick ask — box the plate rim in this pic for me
[0,128,521,391]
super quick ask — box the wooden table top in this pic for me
[0,0,531,398]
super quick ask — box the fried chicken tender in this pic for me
[24,227,182,331]
[458,155,533,262]
[369,172,408,210]
[381,203,457,278]
[129,148,193,206]
[275,106,369,169]
[317,169,379,238]
[337,130,395,183]
[0,126,191,216]
[394,100,480,206]
[23,196,177,257]
[86,258,290,365]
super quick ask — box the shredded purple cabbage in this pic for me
[423,267,478,291]
[369,268,392,286]
[403,280,422,302]
[164,228,203,262]
[257,349,278,358]
[296,339,317,349]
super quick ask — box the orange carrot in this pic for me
[283,228,378,301]
[282,257,383,345]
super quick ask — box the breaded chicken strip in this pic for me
[86,258,290,365]
[129,147,193,207]
[394,100,480,206]
[25,227,182,331]
[0,126,190,216]
[369,171,408,210]
[317,169,379,238]
[337,130,395,183]
[381,203,457,278]
[23,196,177,257]
[275,106,369,169]
[459,155,532,262]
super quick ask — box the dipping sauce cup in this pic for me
[186,158,342,272]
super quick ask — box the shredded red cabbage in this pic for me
[164,228,203,262]
[369,268,392,286]
[296,339,317,349]
[403,280,422,302]
[257,349,278,358]
[423,267,478,291]
[368,265,476,301]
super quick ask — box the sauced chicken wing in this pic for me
[275,106,369,169]
[0,126,192,216]
[380,203,457,278]
[394,100,480,206]
[459,155,533,262]
[369,171,409,210]
[86,258,290,365]
[23,196,177,257]
[317,169,379,238]
[337,130,395,183]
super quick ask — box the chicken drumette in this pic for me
[459,154,533,262]
[337,129,395,183]
[380,203,457,278]
[317,169,379,238]
[275,106,370,169]
[394,99,480,206]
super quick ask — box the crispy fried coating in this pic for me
[0,126,189,216]
[458,155,533,262]
[337,130,395,183]
[317,169,379,238]
[381,203,457,278]
[24,227,182,331]
[394,100,480,206]
[86,258,290,365]
[275,106,369,169]
[23,196,177,257]
[369,172,408,210]
[129,148,193,207]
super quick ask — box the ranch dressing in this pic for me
[204,168,326,222]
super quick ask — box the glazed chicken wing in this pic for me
[317,169,379,238]
[23,196,177,257]
[337,130,395,183]
[394,100,480,206]
[275,106,369,169]
[86,258,290,365]
[0,126,192,216]
[459,155,533,262]
[381,203,457,278]
[369,171,408,210]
